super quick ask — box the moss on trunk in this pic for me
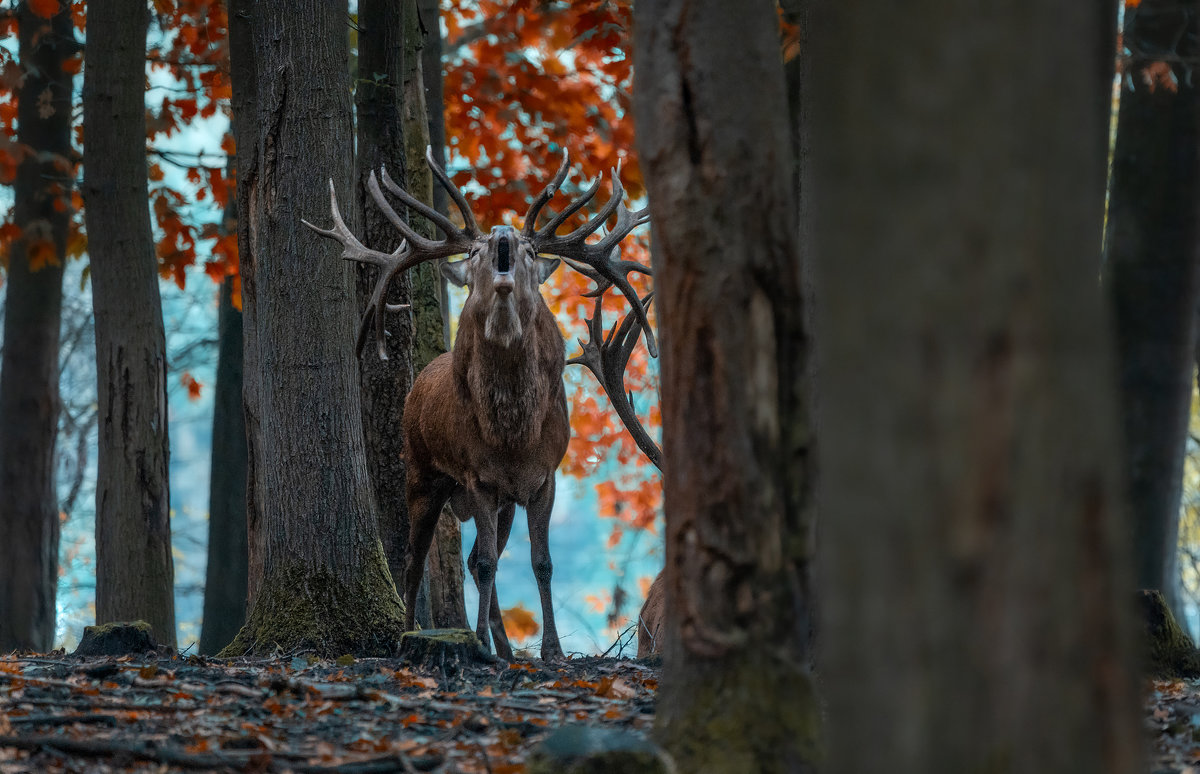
[1140,589,1200,678]
[220,547,405,658]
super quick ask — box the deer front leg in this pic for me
[527,476,564,662]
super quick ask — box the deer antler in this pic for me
[525,160,656,357]
[568,292,662,470]
[302,147,481,360]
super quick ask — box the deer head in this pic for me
[443,225,561,350]
[301,147,655,362]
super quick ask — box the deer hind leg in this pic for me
[404,476,456,633]
[527,476,564,662]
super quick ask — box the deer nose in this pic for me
[494,273,515,296]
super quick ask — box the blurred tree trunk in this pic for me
[228,0,264,611]
[0,1,73,653]
[199,272,247,655]
[1104,0,1200,624]
[82,0,176,648]
[221,0,405,657]
[810,1,1140,772]
[634,1,819,771]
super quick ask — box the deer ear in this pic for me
[441,259,471,288]
[536,257,561,284]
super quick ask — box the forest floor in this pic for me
[0,647,659,773]
[1148,679,1200,773]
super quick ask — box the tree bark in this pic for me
[355,0,417,602]
[228,0,264,611]
[634,1,819,771]
[82,0,176,648]
[0,1,73,653]
[810,1,1141,772]
[1104,0,1200,623]
[199,275,248,655]
[402,1,468,631]
[222,0,405,657]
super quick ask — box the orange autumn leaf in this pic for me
[28,0,60,19]
[501,604,540,642]
[180,372,203,401]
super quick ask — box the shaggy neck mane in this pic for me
[453,312,561,449]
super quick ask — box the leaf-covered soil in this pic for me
[0,650,659,773]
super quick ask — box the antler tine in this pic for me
[567,292,662,470]
[522,148,571,238]
[305,178,460,361]
[531,165,656,356]
[534,174,603,239]
[425,145,482,238]
[301,179,400,269]
[379,165,470,245]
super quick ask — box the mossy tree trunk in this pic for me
[401,2,468,631]
[1104,0,1200,623]
[634,1,819,771]
[810,1,1140,772]
[82,0,176,648]
[222,0,404,657]
[355,0,418,603]
[227,0,265,613]
[0,0,73,653]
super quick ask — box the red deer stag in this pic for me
[304,149,653,661]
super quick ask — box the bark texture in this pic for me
[634,1,818,771]
[1105,0,1200,619]
[82,0,176,647]
[0,1,73,652]
[401,2,468,631]
[355,0,418,600]
[199,276,248,655]
[228,0,264,611]
[810,2,1140,773]
[222,0,405,657]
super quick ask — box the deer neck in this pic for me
[453,314,560,449]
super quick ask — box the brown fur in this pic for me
[637,570,666,658]
[402,228,571,661]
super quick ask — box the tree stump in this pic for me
[73,621,158,657]
[1139,589,1200,677]
[527,725,675,774]
[398,629,490,670]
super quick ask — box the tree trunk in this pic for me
[222,0,405,657]
[1105,0,1200,624]
[809,1,1140,772]
[199,276,248,655]
[228,0,264,611]
[82,0,176,648]
[355,0,417,601]
[402,1,468,631]
[0,1,73,653]
[634,2,819,772]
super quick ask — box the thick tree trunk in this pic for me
[82,0,176,648]
[355,0,417,601]
[199,276,248,655]
[634,1,819,772]
[402,2,468,631]
[222,0,405,657]
[228,0,264,611]
[0,1,73,653]
[1105,0,1200,623]
[810,2,1140,773]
